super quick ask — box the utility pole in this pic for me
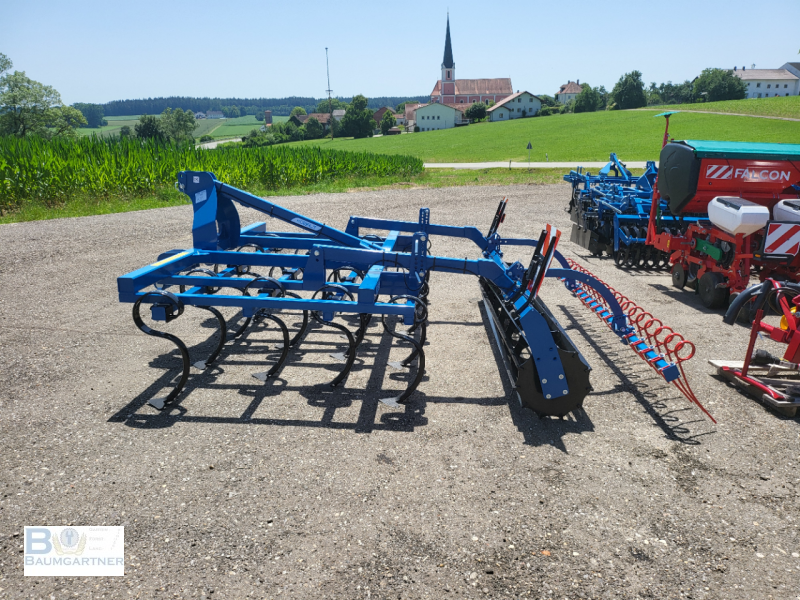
[325,47,334,140]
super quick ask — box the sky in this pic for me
[4,0,800,105]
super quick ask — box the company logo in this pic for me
[24,526,124,577]
[706,164,791,182]
[54,527,86,555]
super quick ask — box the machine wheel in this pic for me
[671,263,686,289]
[728,292,753,324]
[614,246,627,267]
[698,272,729,309]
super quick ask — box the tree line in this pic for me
[100,95,428,118]
[566,68,748,114]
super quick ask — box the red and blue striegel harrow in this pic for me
[117,171,707,419]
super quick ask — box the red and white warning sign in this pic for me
[764,222,800,256]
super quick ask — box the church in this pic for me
[430,16,513,106]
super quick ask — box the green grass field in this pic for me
[646,95,800,119]
[209,115,262,139]
[286,109,800,162]
[77,119,140,137]
[77,114,279,139]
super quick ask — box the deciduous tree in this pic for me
[341,94,374,139]
[573,84,600,113]
[465,102,486,121]
[610,71,647,110]
[694,68,747,102]
[134,114,163,140]
[380,111,396,135]
[0,68,87,138]
[290,106,307,117]
[160,107,196,142]
[305,117,324,139]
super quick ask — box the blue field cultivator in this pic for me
[565,153,700,269]
[117,171,709,419]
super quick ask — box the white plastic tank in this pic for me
[707,197,770,236]
[773,199,800,223]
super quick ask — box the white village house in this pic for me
[487,91,542,122]
[414,103,466,131]
[732,66,800,98]
[556,81,582,104]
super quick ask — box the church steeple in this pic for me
[440,13,455,92]
[442,14,454,69]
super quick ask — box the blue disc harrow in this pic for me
[117,171,691,417]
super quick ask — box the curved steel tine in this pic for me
[346,313,372,357]
[284,292,310,348]
[402,319,427,367]
[252,314,291,382]
[311,283,358,387]
[191,306,227,370]
[132,292,190,410]
[321,320,357,387]
[232,275,286,339]
[379,314,426,408]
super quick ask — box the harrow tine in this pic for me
[251,314,291,382]
[566,257,713,421]
[311,283,358,387]
[284,292,310,347]
[177,268,227,371]
[132,291,191,410]
[191,306,228,370]
[380,295,427,407]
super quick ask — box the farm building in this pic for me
[429,15,513,106]
[556,81,582,104]
[733,66,799,98]
[415,103,467,131]
[206,111,224,119]
[332,109,346,121]
[194,112,206,119]
[487,91,542,122]
[293,113,333,131]
[372,107,396,125]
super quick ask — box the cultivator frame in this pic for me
[565,152,696,269]
[118,171,702,419]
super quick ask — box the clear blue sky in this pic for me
[5,0,799,105]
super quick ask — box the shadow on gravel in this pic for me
[108,318,506,433]
[557,306,716,446]
[476,300,596,453]
[648,283,722,316]
[574,254,670,278]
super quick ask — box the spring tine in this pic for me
[379,314,426,407]
[322,320,357,387]
[284,292,310,348]
[132,292,191,410]
[252,314,291,382]
[192,306,228,370]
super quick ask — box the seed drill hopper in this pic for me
[117,171,707,419]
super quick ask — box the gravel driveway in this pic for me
[1,184,798,599]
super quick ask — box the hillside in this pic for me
[645,96,800,120]
[287,110,800,163]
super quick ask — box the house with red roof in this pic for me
[556,81,583,104]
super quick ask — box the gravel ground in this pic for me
[1,184,799,600]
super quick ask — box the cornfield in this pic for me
[0,135,424,210]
